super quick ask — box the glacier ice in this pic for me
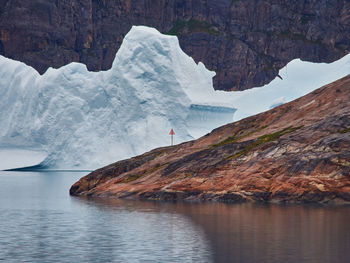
[0,26,233,169]
[0,25,349,170]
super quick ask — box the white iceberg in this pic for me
[0,26,349,170]
[0,26,233,169]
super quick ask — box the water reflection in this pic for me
[76,197,350,263]
[182,203,350,263]
[0,171,349,263]
[0,171,212,262]
[72,197,213,263]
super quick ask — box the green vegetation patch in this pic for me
[184,173,193,178]
[122,174,143,183]
[340,127,350,134]
[166,19,219,36]
[226,126,303,160]
[146,163,163,174]
[212,126,267,148]
[254,29,326,48]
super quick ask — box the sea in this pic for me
[0,171,349,263]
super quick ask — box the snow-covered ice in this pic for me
[0,25,349,170]
[225,56,350,121]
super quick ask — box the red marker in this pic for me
[169,129,175,146]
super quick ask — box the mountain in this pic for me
[0,0,348,90]
[1,26,349,170]
[70,75,350,204]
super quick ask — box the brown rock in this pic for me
[0,0,349,90]
[70,75,350,204]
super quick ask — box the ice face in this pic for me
[0,26,349,170]
[0,148,47,171]
[0,26,233,169]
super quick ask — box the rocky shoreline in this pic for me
[70,76,350,204]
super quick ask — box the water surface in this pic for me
[0,171,349,263]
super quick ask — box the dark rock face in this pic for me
[0,0,349,90]
[70,75,350,204]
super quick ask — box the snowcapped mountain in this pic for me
[0,26,349,170]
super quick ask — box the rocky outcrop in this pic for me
[70,75,350,204]
[0,0,349,90]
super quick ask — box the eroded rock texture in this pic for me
[70,75,350,204]
[0,0,349,90]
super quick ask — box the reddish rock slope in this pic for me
[70,76,350,204]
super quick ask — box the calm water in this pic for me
[0,171,349,263]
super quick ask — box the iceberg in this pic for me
[0,26,234,169]
[0,26,349,170]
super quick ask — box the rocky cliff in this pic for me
[0,0,349,90]
[70,75,350,204]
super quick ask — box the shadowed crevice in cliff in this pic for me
[70,75,350,204]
